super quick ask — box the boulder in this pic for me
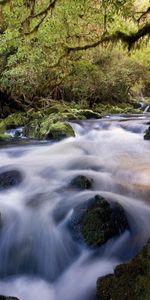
[96,239,150,300]
[0,170,23,191]
[70,175,93,190]
[69,195,129,247]
[46,122,75,141]
[24,115,75,141]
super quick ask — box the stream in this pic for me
[0,113,150,299]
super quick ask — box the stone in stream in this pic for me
[144,126,150,140]
[69,195,129,247]
[0,169,23,191]
[70,175,93,190]
[0,297,20,300]
[96,239,150,300]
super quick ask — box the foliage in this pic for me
[61,47,150,106]
[0,0,149,109]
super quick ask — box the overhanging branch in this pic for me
[137,6,150,23]
[66,23,150,53]
[22,0,58,35]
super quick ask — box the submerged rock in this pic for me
[70,175,93,190]
[0,297,20,300]
[96,239,150,300]
[69,195,129,247]
[0,170,23,190]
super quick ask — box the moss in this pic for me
[0,133,12,141]
[96,239,150,300]
[95,103,140,115]
[75,109,101,119]
[0,113,28,134]
[144,127,150,140]
[46,122,75,140]
[69,195,129,248]
[24,116,75,140]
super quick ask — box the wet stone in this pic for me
[70,175,93,190]
[69,195,129,248]
[0,297,20,300]
[0,170,23,191]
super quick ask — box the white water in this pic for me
[1,114,150,299]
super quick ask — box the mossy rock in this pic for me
[69,195,129,248]
[0,134,12,142]
[0,113,28,134]
[96,239,150,300]
[76,109,101,119]
[144,127,150,140]
[70,109,101,120]
[46,122,75,140]
[24,116,75,140]
[70,175,93,190]
[95,103,140,115]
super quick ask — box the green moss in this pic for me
[24,116,75,140]
[45,122,75,140]
[69,195,129,248]
[96,240,150,300]
[0,113,28,134]
[144,127,150,140]
[0,134,12,141]
[95,103,140,115]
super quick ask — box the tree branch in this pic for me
[137,6,150,23]
[66,23,150,53]
[22,0,58,35]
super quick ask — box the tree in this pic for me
[0,0,149,104]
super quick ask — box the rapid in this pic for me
[0,113,150,300]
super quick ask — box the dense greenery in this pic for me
[0,0,149,114]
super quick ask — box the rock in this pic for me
[24,113,75,140]
[0,134,12,142]
[46,122,75,141]
[23,107,101,139]
[70,175,93,190]
[144,126,150,140]
[0,297,20,300]
[69,195,129,247]
[0,170,23,191]
[76,109,101,119]
[0,113,28,134]
[96,239,150,300]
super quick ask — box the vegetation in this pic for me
[0,0,149,115]
[69,195,129,248]
[97,239,150,300]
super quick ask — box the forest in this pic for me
[0,1,150,300]
[0,0,149,117]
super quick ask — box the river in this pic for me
[0,113,150,299]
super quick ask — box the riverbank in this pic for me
[0,100,142,142]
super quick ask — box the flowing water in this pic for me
[0,113,150,299]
